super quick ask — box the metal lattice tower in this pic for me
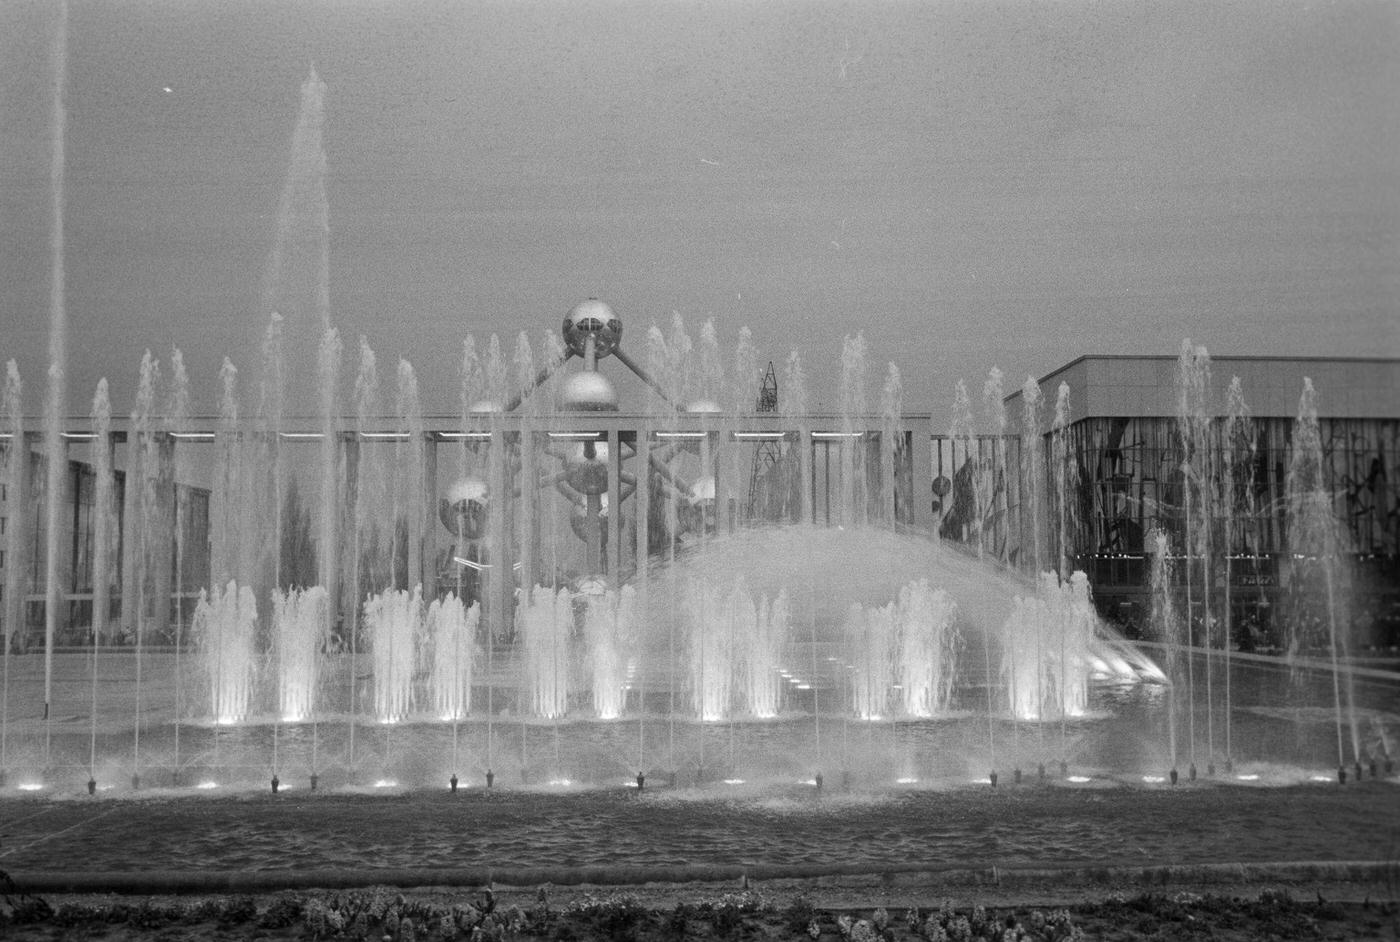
[746,361,781,518]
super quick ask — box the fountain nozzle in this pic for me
[1354,761,1363,783]
[450,774,458,793]
[1370,759,1379,779]
[271,775,280,794]
[1013,767,1022,785]
[989,771,998,788]
[485,769,494,789]
[309,773,318,792]
[1169,768,1179,786]
[814,772,823,794]
[1188,763,1197,782]
[131,774,140,791]
[1337,765,1347,784]
[87,778,96,796]
[635,772,645,792]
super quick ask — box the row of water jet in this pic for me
[844,580,958,720]
[1003,572,1095,721]
[684,581,790,721]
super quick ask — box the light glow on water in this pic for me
[196,781,219,789]
[1142,775,1166,783]
[374,779,398,788]
[1236,774,1261,781]
[896,776,919,784]
[1311,775,1333,782]
[17,782,44,791]
[723,778,746,785]
[1067,775,1092,783]
[548,778,574,788]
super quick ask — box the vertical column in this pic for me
[120,434,140,641]
[911,417,936,537]
[881,429,897,526]
[636,428,651,578]
[91,433,112,645]
[709,431,727,538]
[489,428,510,640]
[407,433,423,594]
[607,429,622,582]
[4,435,32,650]
[341,434,360,632]
[518,428,535,597]
[421,436,438,601]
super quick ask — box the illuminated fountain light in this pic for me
[723,778,746,785]
[1142,775,1167,784]
[847,599,895,720]
[548,778,575,788]
[686,579,734,722]
[17,782,44,791]
[196,781,219,790]
[1236,774,1261,781]
[1067,775,1092,783]
[897,580,958,718]
[373,779,399,789]
[896,776,919,784]
[742,588,787,719]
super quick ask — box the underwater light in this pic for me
[196,781,219,789]
[896,776,918,784]
[1310,775,1333,782]
[373,779,398,788]
[17,782,44,791]
[1236,774,1260,781]
[1142,775,1166,784]
[723,778,746,785]
[1067,775,1092,783]
[548,778,574,787]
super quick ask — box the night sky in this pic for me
[1,0,1396,419]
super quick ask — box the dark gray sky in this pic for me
[2,0,1397,419]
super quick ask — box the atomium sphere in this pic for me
[564,442,611,494]
[439,476,488,539]
[562,298,622,359]
[560,370,618,412]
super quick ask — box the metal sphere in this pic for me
[447,476,488,504]
[569,499,621,544]
[564,443,611,494]
[560,370,618,412]
[440,476,489,540]
[562,299,623,359]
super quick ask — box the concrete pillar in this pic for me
[120,434,140,641]
[488,428,510,640]
[518,428,536,597]
[151,436,175,644]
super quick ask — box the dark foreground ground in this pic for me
[2,875,1399,940]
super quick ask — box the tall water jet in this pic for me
[688,580,734,722]
[880,364,903,527]
[2,363,22,778]
[317,328,342,653]
[395,360,424,591]
[129,351,162,781]
[272,586,328,722]
[1148,529,1181,768]
[89,380,113,779]
[258,314,286,594]
[1286,379,1357,771]
[349,337,384,761]
[166,350,190,777]
[784,351,812,525]
[211,359,244,587]
[41,0,70,768]
[981,368,1009,563]
[1050,382,1077,763]
[194,582,257,725]
[952,378,995,767]
[367,586,420,723]
[1221,376,1255,769]
[265,65,331,334]
[1019,376,1046,759]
